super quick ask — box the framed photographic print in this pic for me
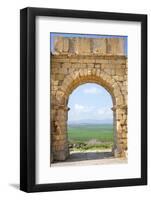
[20,7,147,192]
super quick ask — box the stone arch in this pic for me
[51,68,127,161]
[59,69,124,106]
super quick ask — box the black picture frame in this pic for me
[20,7,147,192]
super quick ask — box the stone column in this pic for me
[112,105,127,158]
[51,105,69,161]
[111,106,117,156]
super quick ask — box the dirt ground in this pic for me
[51,150,127,167]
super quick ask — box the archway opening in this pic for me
[67,83,114,161]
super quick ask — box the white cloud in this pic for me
[74,104,84,112]
[83,87,101,94]
[69,104,113,121]
[74,104,95,113]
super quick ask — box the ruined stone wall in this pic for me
[53,37,125,56]
[50,37,127,162]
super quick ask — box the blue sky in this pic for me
[68,83,113,123]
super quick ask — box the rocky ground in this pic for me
[51,149,127,167]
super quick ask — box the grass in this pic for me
[68,124,114,151]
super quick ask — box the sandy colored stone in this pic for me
[92,38,106,54]
[51,37,127,162]
[53,37,126,56]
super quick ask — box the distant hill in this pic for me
[68,119,112,125]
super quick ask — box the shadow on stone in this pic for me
[54,151,113,163]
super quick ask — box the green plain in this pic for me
[68,124,113,142]
[68,124,114,151]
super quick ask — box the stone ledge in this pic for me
[51,54,127,60]
[52,37,126,56]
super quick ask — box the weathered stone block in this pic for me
[116,68,125,76]
[87,63,94,68]
[95,64,101,68]
[62,62,71,68]
[92,38,106,54]
[52,36,126,56]
[55,74,65,80]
